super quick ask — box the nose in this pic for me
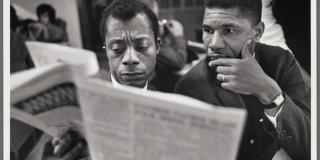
[208,31,225,51]
[122,47,140,66]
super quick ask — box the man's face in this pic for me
[40,13,50,24]
[105,13,159,88]
[202,7,259,59]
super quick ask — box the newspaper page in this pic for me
[77,78,247,160]
[11,64,86,137]
[25,41,99,76]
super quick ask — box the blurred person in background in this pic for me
[33,4,69,44]
[260,0,310,89]
[10,5,34,73]
[138,0,188,92]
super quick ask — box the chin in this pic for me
[123,80,147,88]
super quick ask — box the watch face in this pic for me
[264,94,284,109]
[274,94,285,106]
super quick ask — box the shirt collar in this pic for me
[110,74,148,91]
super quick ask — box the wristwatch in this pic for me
[264,93,285,109]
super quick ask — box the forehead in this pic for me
[105,13,154,38]
[203,7,251,28]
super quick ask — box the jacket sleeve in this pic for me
[265,53,310,159]
[156,34,187,71]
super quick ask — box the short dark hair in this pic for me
[205,0,262,25]
[99,0,159,41]
[36,4,56,23]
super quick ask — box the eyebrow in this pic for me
[202,22,241,29]
[133,35,152,41]
[222,23,239,28]
[108,39,125,44]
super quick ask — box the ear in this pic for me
[156,37,161,55]
[252,21,264,41]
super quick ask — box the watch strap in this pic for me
[264,93,284,109]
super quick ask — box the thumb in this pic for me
[241,38,254,59]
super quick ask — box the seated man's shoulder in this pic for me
[256,42,293,60]
[176,58,209,87]
[256,42,295,67]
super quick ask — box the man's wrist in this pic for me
[262,86,284,117]
[257,77,282,104]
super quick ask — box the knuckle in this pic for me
[216,66,221,72]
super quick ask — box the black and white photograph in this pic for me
[4,0,317,159]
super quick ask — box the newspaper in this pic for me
[11,42,99,138]
[77,78,247,160]
[25,41,99,76]
[11,64,86,138]
[11,57,247,160]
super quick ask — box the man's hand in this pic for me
[42,131,90,160]
[209,38,282,105]
[166,20,184,37]
[159,19,184,37]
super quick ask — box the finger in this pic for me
[63,141,86,160]
[216,66,234,74]
[217,74,233,82]
[54,132,74,156]
[241,38,254,59]
[208,58,238,67]
[221,82,233,90]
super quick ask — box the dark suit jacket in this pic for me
[175,43,310,160]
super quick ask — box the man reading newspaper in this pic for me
[42,0,161,159]
[175,0,310,159]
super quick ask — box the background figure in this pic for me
[34,4,69,43]
[10,6,34,73]
[260,0,290,51]
[260,0,310,88]
[139,0,187,92]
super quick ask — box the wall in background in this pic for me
[158,0,204,42]
[12,0,83,48]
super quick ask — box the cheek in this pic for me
[142,49,157,69]
[225,35,248,56]
[202,34,210,48]
[106,53,122,72]
[226,41,243,57]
